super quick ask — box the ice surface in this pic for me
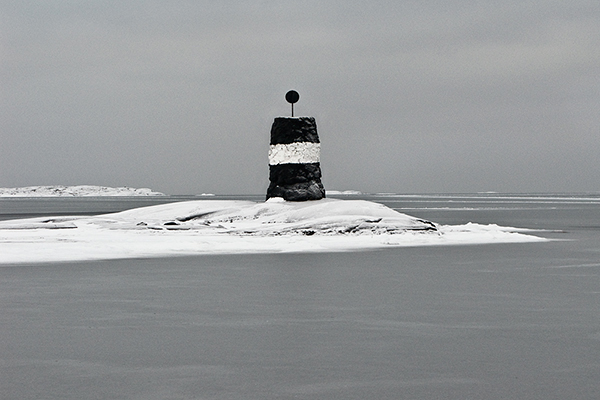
[0,198,546,264]
[0,185,165,197]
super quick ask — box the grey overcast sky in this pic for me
[1,1,599,195]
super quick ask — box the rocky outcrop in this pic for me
[266,117,326,201]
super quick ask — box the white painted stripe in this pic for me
[269,142,321,165]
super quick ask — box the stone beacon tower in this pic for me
[266,92,325,201]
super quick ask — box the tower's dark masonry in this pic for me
[266,116,326,201]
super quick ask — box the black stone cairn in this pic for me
[266,116,326,201]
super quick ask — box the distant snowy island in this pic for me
[326,190,362,195]
[0,185,165,197]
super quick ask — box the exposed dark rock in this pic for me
[267,181,326,202]
[269,163,322,185]
[270,117,320,145]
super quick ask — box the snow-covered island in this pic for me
[326,190,363,195]
[0,197,546,264]
[0,185,165,197]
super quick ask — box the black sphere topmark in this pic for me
[285,90,300,104]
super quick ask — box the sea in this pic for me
[1,193,600,399]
